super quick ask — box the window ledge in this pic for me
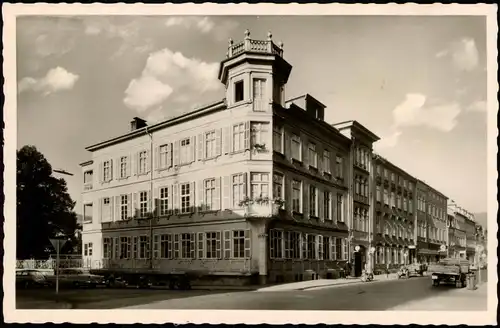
[292,158,303,165]
[273,150,285,157]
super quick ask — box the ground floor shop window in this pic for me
[270,229,284,259]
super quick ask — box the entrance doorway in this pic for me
[353,245,366,277]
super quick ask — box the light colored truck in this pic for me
[428,258,470,288]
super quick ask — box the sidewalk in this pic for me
[257,273,400,292]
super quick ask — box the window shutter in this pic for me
[243,172,248,198]
[302,139,308,166]
[153,187,159,216]
[114,196,120,221]
[284,176,291,212]
[109,197,114,222]
[173,140,180,166]
[99,162,104,183]
[343,238,348,260]
[303,182,309,218]
[172,184,179,214]
[190,136,196,163]
[216,231,222,259]
[146,190,152,215]
[167,235,173,259]
[284,131,291,161]
[133,236,138,259]
[189,182,195,213]
[197,232,204,259]
[109,159,114,181]
[318,235,323,260]
[167,185,173,215]
[190,233,195,259]
[244,121,251,150]
[215,129,222,156]
[302,233,308,259]
[166,143,172,168]
[126,155,132,177]
[155,147,160,171]
[214,178,221,211]
[126,237,131,259]
[153,235,159,259]
[146,150,151,173]
[269,229,275,259]
[223,126,230,154]
[98,198,103,223]
[198,180,204,212]
[244,230,251,258]
[134,152,139,175]
[198,133,204,161]
[133,192,139,218]
[223,230,231,259]
[223,176,230,210]
[174,234,179,258]
[330,237,335,260]
[318,190,324,221]
[113,237,119,259]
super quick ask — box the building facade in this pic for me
[80,31,352,285]
[371,155,417,272]
[415,181,448,263]
[331,121,379,277]
[446,205,467,259]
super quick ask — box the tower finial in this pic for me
[244,29,250,39]
[267,31,272,41]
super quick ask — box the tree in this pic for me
[17,145,80,259]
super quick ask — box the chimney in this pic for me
[130,117,147,131]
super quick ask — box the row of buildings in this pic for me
[80,30,485,284]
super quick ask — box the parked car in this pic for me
[48,268,107,288]
[16,269,51,289]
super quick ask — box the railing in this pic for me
[244,203,280,218]
[228,39,284,58]
[17,256,83,270]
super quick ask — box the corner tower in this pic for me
[218,30,293,111]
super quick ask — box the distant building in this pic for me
[371,155,417,270]
[447,202,477,262]
[415,181,448,263]
[446,207,467,259]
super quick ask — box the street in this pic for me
[16,271,488,311]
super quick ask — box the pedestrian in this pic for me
[385,263,389,278]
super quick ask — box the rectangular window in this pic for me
[160,234,172,259]
[103,238,111,259]
[292,180,302,213]
[84,242,93,256]
[102,197,111,221]
[234,80,244,103]
[83,203,93,222]
[273,173,284,201]
[159,144,172,169]
[84,170,93,184]
[204,178,216,210]
[307,234,316,259]
[273,125,283,153]
[205,131,216,158]
[139,151,147,174]
[250,122,269,148]
[376,186,381,202]
[232,230,245,258]
[336,194,344,222]
[323,191,331,220]
[119,156,128,178]
[308,143,318,168]
[285,231,301,259]
[232,173,246,207]
[335,156,343,179]
[323,236,331,260]
[291,134,301,160]
[139,191,148,217]
[120,195,128,220]
[120,237,131,259]
[309,185,317,217]
[253,78,266,111]
[205,232,218,259]
[180,183,191,213]
[232,123,245,152]
[180,233,194,259]
[270,229,284,259]
[250,173,269,199]
[180,138,191,165]
[138,236,149,259]
[323,150,331,173]
[103,160,111,181]
[159,187,169,216]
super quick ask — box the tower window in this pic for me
[234,80,244,103]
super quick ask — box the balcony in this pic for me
[244,203,281,218]
[228,36,283,58]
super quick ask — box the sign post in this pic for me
[50,237,67,295]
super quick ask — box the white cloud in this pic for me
[467,100,487,112]
[374,130,402,151]
[436,38,479,72]
[124,47,222,120]
[392,93,461,132]
[18,67,79,95]
[164,16,238,41]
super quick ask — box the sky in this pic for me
[16,15,489,216]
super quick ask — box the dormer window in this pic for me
[234,80,244,103]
